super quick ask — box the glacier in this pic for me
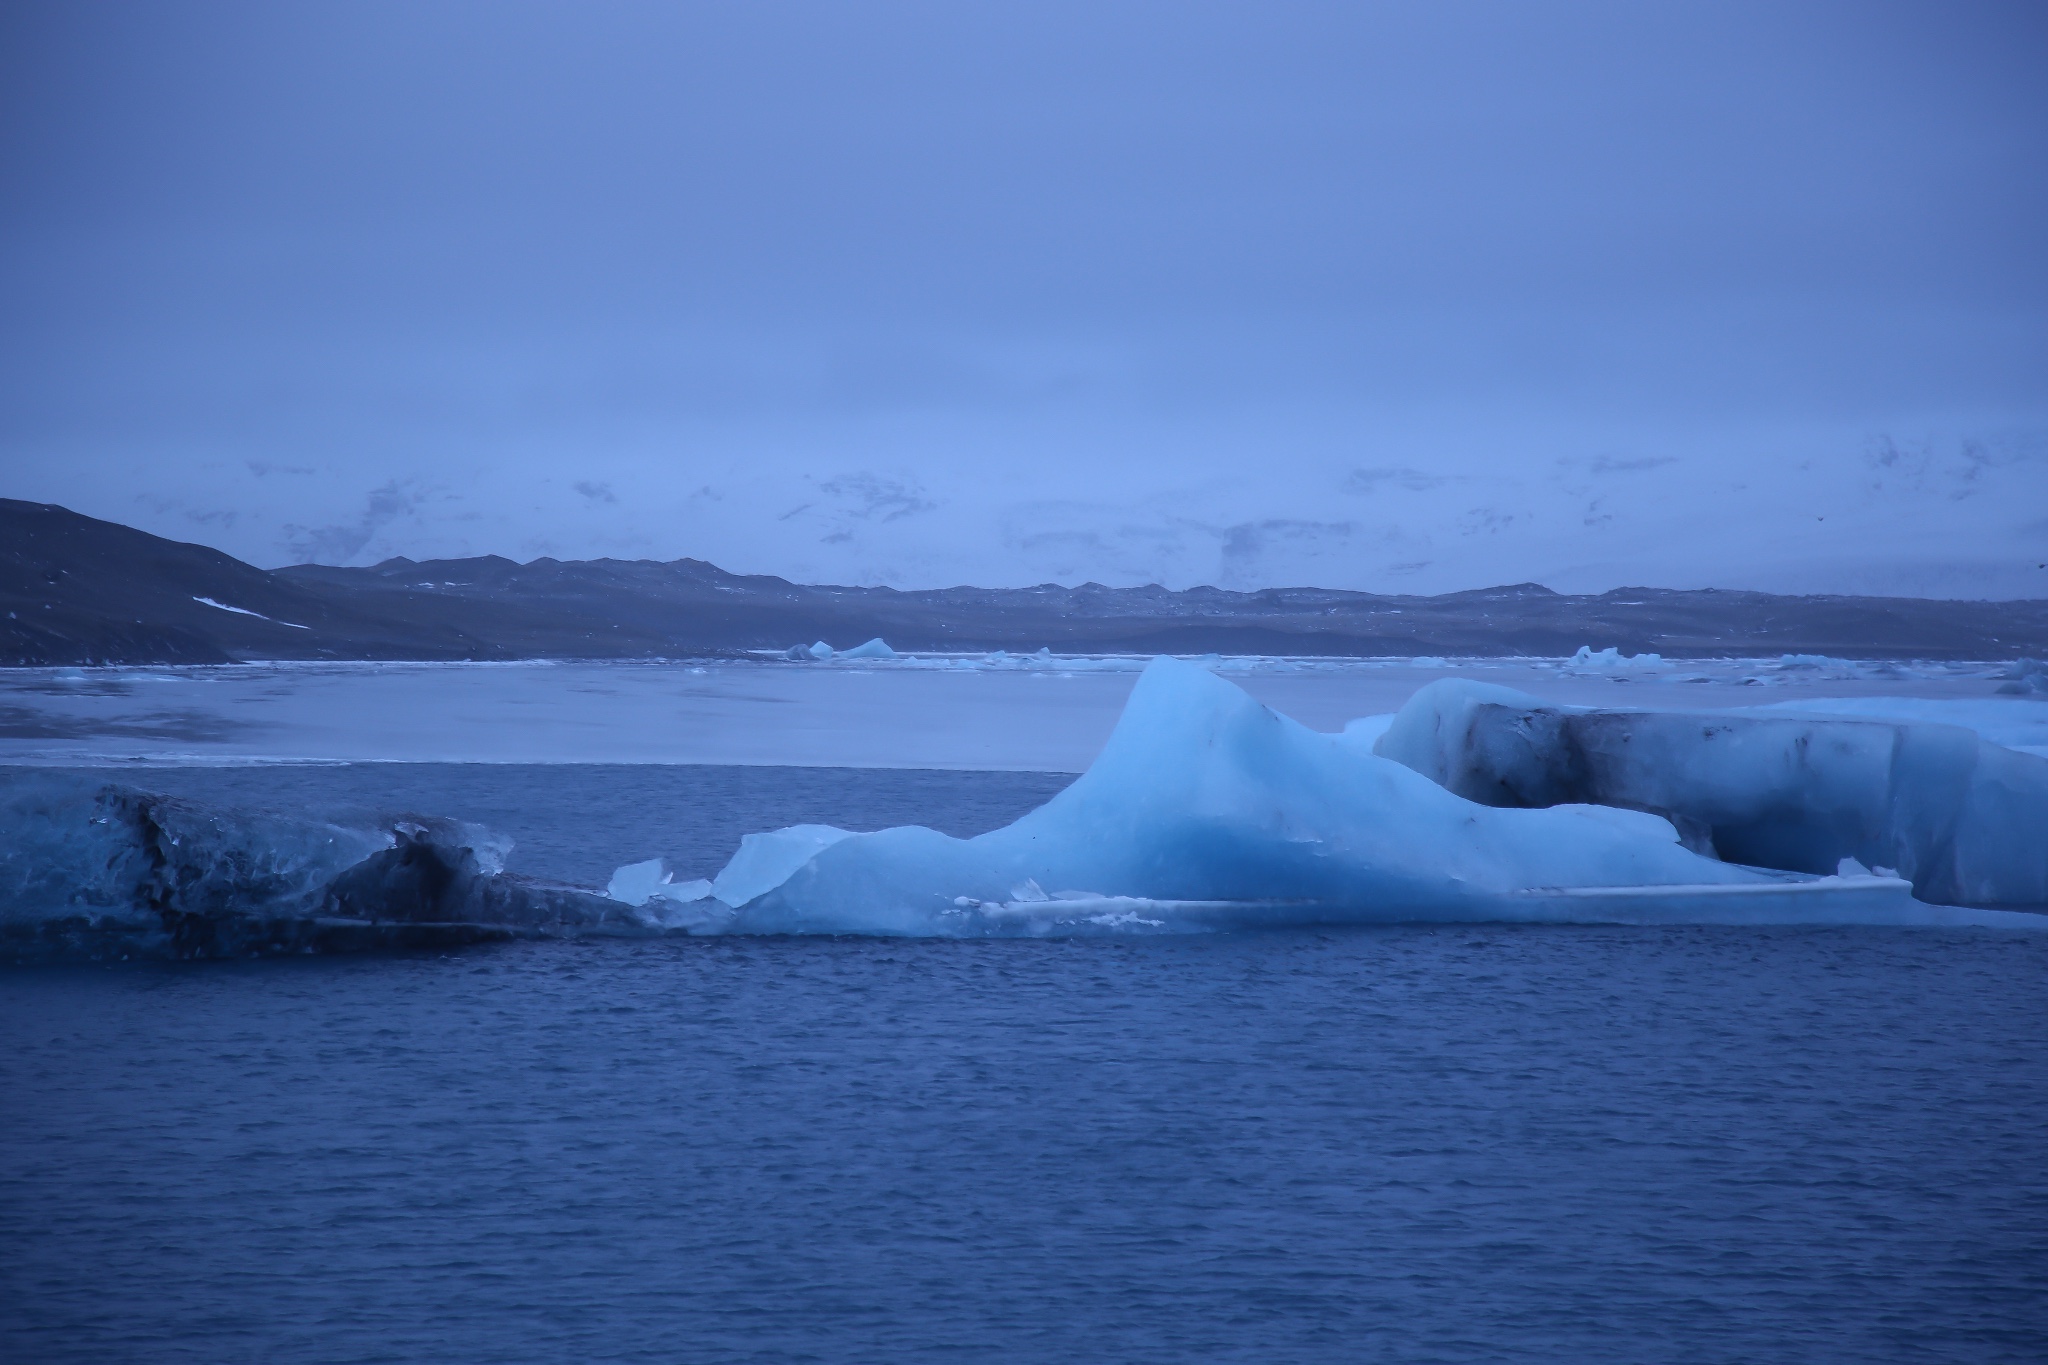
[608,658,2044,935]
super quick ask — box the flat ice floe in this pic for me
[604,658,2046,935]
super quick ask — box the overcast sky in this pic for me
[3,1,2044,596]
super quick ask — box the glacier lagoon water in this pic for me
[3,763,2047,1364]
[2,654,2033,771]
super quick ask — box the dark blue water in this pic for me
[28,761,1075,887]
[3,767,2045,1363]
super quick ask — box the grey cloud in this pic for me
[1457,508,1518,537]
[1003,505,1205,582]
[1215,518,1357,587]
[130,493,239,530]
[1010,527,1118,573]
[1584,456,1679,476]
[817,474,936,523]
[1863,431,2046,501]
[284,479,431,565]
[1343,467,1453,495]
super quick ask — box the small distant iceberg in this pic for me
[1997,658,2048,697]
[782,637,897,661]
[1563,645,1670,677]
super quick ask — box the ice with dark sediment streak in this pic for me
[610,658,2045,935]
[1374,678,2048,909]
[0,776,628,962]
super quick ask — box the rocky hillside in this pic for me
[5,499,2042,664]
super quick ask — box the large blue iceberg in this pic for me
[610,658,2045,934]
[7,657,2042,960]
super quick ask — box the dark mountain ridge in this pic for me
[4,498,2042,665]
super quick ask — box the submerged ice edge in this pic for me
[604,883,2045,937]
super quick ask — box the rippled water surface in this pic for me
[3,766,2045,1363]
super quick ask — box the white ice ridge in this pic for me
[607,657,2043,936]
[192,596,308,628]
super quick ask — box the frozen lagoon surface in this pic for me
[5,654,2047,1360]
